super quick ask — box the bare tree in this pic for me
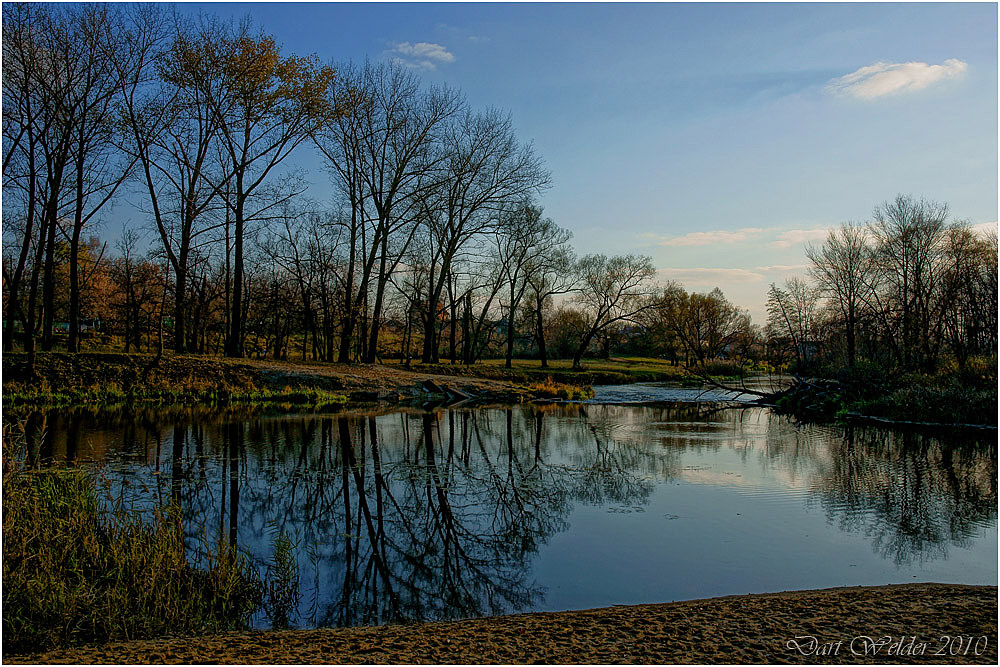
[417,108,550,363]
[570,254,655,370]
[494,204,573,367]
[313,61,461,362]
[806,223,872,369]
[870,195,949,371]
[2,3,135,354]
[765,277,819,369]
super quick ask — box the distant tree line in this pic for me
[766,195,997,374]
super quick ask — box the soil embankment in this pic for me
[8,584,996,665]
[1,352,527,406]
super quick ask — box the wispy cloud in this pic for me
[644,227,767,247]
[769,228,831,249]
[825,59,967,100]
[386,41,455,70]
[754,264,810,272]
[656,267,766,285]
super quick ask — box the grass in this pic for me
[526,377,595,400]
[2,352,348,410]
[2,425,264,654]
[402,356,694,386]
[3,351,766,411]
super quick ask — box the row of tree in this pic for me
[3,3,760,371]
[4,6,994,375]
[767,195,997,373]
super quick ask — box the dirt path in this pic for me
[9,584,996,664]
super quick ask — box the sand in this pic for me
[6,583,996,665]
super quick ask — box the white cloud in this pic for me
[971,221,997,237]
[826,59,967,100]
[649,227,767,247]
[769,228,831,249]
[386,42,455,70]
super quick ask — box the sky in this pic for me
[138,1,998,322]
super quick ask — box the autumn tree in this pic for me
[172,22,336,357]
[657,287,749,366]
[116,10,234,353]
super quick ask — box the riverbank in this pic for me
[7,583,996,664]
[1,352,531,408]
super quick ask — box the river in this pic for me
[16,384,998,629]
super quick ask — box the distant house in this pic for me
[53,319,103,333]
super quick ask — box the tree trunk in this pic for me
[41,206,56,351]
[226,199,244,358]
[25,223,46,368]
[173,265,187,353]
[461,291,473,365]
[421,265,438,364]
[572,326,599,371]
[504,283,516,369]
[421,303,437,364]
[448,282,458,364]
[68,155,86,353]
[845,307,856,369]
[364,239,389,364]
[535,296,548,368]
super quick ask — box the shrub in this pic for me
[857,385,998,426]
[694,359,746,378]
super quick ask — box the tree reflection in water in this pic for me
[14,404,997,628]
[819,425,997,566]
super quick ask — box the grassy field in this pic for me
[3,352,707,409]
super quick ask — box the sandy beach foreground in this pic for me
[7,583,997,665]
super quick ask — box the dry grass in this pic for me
[1,424,264,654]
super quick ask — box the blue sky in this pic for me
[160,2,997,320]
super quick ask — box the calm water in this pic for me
[18,393,998,629]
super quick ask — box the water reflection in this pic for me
[819,425,997,566]
[12,403,997,628]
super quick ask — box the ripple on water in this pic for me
[589,383,758,404]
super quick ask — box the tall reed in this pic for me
[2,424,263,654]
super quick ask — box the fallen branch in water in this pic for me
[843,412,998,431]
[684,368,787,400]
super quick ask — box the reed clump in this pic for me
[2,426,263,655]
[528,377,595,400]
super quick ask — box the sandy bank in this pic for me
[7,583,996,664]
